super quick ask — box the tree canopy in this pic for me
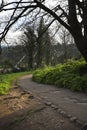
[0,0,87,61]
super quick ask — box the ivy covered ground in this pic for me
[33,59,87,93]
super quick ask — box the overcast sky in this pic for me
[0,0,64,45]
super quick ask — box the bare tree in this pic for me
[0,0,87,61]
[21,25,36,70]
[59,27,71,62]
[36,17,52,67]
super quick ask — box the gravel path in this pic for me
[18,75,87,130]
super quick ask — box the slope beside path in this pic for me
[0,74,87,130]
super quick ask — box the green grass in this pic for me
[0,71,32,95]
[32,59,87,93]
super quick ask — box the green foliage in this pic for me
[32,67,53,83]
[0,71,31,95]
[33,59,87,93]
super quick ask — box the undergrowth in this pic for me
[0,71,31,95]
[32,59,87,93]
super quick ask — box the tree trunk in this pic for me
[0,44,2,55]
[28,55,33,70]
[27,45,34,70]
[36,47,42,68]
[74,36,87,62]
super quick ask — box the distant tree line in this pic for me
[0,19,81,71]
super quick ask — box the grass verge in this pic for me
[0,71,32,95]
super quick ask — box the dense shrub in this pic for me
[32,59,87,93]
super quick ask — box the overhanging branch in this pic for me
[34,0,72,34]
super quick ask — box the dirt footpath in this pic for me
[0,77,84,130]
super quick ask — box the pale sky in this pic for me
[0,0,63,45]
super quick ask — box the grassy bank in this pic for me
[0,71,31,95]
[33,59,87,93]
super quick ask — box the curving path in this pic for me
[18,75,87,127]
